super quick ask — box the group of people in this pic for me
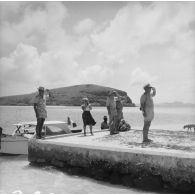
[33,83,156,143]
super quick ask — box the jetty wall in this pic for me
[28,139,195,193]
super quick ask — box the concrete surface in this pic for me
[28,130,195,193]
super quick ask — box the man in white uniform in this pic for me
[140,84,156,143]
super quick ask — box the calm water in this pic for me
[0,106,195,134]
[0,155,147,194]
[0,106,195,193]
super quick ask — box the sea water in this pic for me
[0,106,194,134]
[0,154,148,194]
[0,106,195,193]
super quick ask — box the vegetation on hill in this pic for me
[0,84,136,107]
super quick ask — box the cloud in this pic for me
[91,2,195,62]
[73,18,96,34]
[0,1,194,103]
[0,42,82,95]
[0,2,24,23]
[130,67,159,86]
[77,65,111,85]
[0,2,68,56]
[0,2,93,95]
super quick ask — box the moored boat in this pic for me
[0,120,82,155]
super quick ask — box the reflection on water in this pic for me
[0,155,147,194]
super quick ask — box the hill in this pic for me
[0,84,136,107]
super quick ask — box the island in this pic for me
[0,84,136,107]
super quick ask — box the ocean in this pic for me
[0,106,195,193]
[0,105,194,134]
[0,154,147,194]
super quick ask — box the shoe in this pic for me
[110,132,118,135]
[143,139,153,143]
[91,132,94,136]
[36,135,41,139]
[84,133,86,136]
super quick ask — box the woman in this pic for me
[81,97,96,136]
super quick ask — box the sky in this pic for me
[0,1,195,104]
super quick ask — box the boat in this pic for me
[0,120,82,155]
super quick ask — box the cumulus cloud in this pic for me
[0,1,194,103]
[91,2,195,62]
[0,2,92,95]
[73,18,96,35]
[0,42,81,95]
[77,65,111,85]
[130,67,159,86]
[0,1,68,56]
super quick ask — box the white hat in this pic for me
[82,97,89,102]
[143,83,152,90]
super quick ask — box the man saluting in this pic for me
[140,84,156,143]
[33,86,50,139]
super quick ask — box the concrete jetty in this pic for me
[28,130,195,193]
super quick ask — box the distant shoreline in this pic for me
[0,104,137,107]
[0,104,195,108]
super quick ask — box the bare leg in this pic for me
[90,125,93,135]
[143,120,151,142]
[83,125,86,136]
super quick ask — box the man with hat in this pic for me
[33,86,50,139]
[140,84,156,143]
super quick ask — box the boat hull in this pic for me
[0,121,83,155]
[0,136,28,155]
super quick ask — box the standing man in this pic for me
[33,87,49,139]
[140,84,156,143]
[106,90,118,135]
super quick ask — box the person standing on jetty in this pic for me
[33,86,50,139]
[81,97,96,136]
[140,84,156,143]
[115,92,128,122]
[106,91,119,135]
